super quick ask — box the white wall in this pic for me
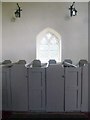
[88,2,90,112]
[0,2,2,62]
[2,2,88,64]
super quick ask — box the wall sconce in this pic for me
[14,3,22,18]
[69,2,77,17]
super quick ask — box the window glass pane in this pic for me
[39,51,48,57]
[40,38,48,45]
[46,32,52,39]
[50,51,58,57]
[49,45,58,51]
[50,39,56,44]
[40,45,48,51]
[39,51,49,63]
[37,30,61,63]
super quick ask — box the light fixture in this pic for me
[14,3,22,18]
[69,2,77,17]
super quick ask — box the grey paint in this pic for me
[2,3,88,64]
[2,64,88,112]
[81,65,88,112]
[11,64,28,111]
[65,67,81,112]
[28,67,45,111]
[0,66,2,113]
[46,64,64,112]
[2,66,12,111]
[88,63,90,111]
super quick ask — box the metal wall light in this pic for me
[15,3,22,18]
[69,2,77,17]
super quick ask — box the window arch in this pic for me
[36,28,62,63]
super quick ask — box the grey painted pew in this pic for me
[65,67,81,112]
[88,63,90,112]
[81,64,88,112]
[46,64,64,112]
[28,67,45,112]
[11,63,28,111]
[0,66,2,112]
[2,65,12,111]
[2,59,88,112]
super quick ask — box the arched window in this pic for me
[36,28,62,63]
